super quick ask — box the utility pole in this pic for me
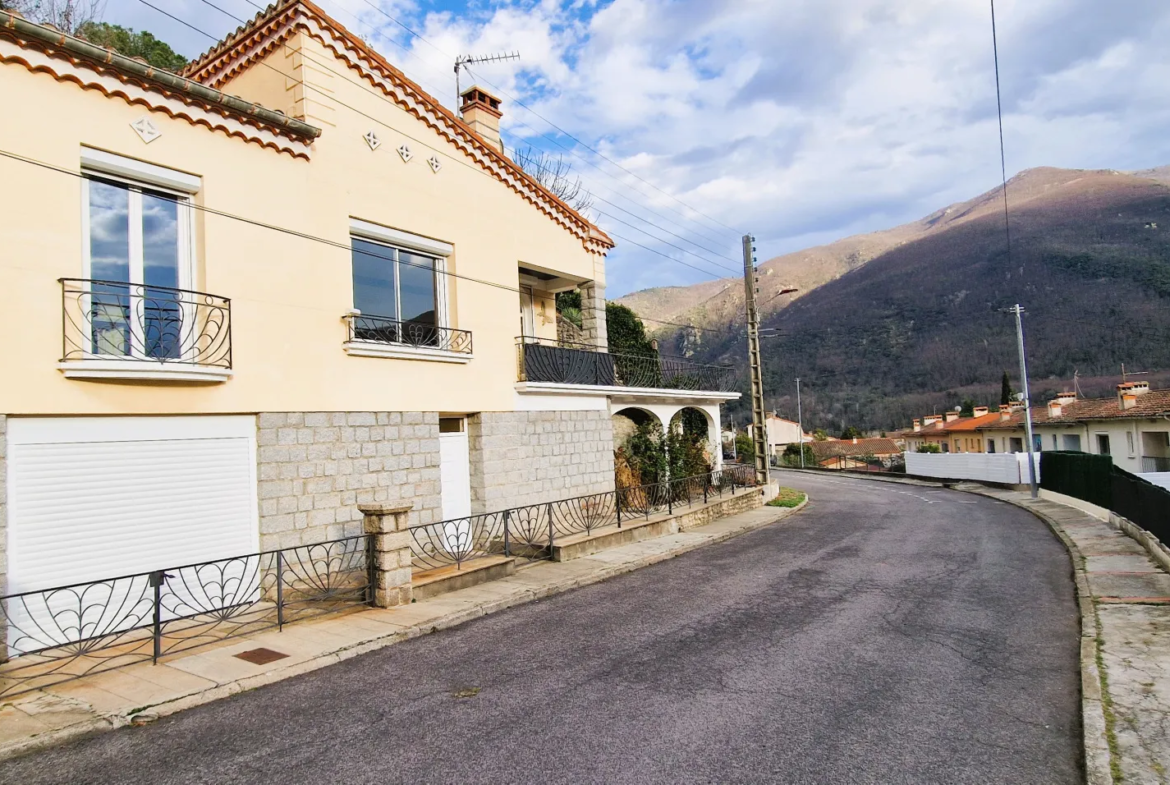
[1011,304,1039,498]
[796,377,805,469]
[742,234,769,485]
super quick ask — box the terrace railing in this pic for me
[344,312,472,355]
[60,278,231,369]
[516,336,737,392]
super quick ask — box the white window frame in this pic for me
[345,219,467,363]
[80,158,198,362]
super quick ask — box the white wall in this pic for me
[907,452,1039,485]
[1145,473,1170,491]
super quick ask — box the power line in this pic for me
[179,0,741,279]
[350,0,746,241]
[989,0,1014,273]
[0,145,734,336]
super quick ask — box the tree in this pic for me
[782,442,815,467]
[812,428,829,442]
[554,291,582,328]
[10,0,104,33]
[959,398,976,417]
[840,426,863,440]
[512,147,594,214]
[606,302,655,357]
[77,21,189,71]
[1000,371,1015,406]
[734,432,755,463]
[917,443,942,453]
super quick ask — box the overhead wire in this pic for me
[348,0,746,241]
[177,0,742,278]
[0,147,732,334]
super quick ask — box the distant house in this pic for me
[809,437,903,470]
[978,383,1170,477]
[749,413,812,458]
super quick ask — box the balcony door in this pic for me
[82,175,192,360]
[519,285,536,339]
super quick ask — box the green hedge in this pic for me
[1040,451,1113,509]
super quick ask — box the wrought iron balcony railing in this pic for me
[1142,456,1170,473]
[344,312,473,354]
[60,278,231,368]
[515,336,737,393]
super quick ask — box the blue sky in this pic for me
[100,0,1170,296]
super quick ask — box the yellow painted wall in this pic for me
[0,33,605,417]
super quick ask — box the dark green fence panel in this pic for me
[1111,470,1170,547]
[1039,451,1114,509]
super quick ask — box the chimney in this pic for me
[944,411,960,423]
[923,415,941,426]
[972,406,989,417]
[1048,400,1062,418]
[852,437,858,444]
[1000,409,1012,422]
[1055,391,1077,405]
[913,418,922,433]
[1118,381,1149,410]
[460,86,503,153]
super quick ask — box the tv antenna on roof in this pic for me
[454,52,520,114]
[1121,363,1150,383]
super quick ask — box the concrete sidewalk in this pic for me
[966,485,1170,785]
[0,497,805,762]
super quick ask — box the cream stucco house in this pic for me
[0,1,738,599]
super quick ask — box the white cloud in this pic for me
[100,0,1170,296]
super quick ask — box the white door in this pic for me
[438,418,472,521]
[7,416,259,595]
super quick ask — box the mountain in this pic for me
[616,166,1170,431]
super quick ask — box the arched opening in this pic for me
[668,407,715,480]
[612,406,665,489]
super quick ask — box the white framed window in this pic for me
[80,167,196,361]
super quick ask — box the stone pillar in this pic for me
[359,503,414,607]
[580,282,608,350]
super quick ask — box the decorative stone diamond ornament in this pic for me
[427,155,442,173]
[130,117,161,144]
[363,130,381,151]
[397,144,413,162]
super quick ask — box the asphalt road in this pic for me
[1,473,1083,784]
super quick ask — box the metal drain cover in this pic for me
[234,647,289,665]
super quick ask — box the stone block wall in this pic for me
[256,412,441,551]
[468,410,616,513]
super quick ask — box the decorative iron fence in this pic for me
[60,278,232,368]
[516,336,737,392]
[0,466,758,697]
[0,535,369,699]
[345,312,472,354]
[408,464,759,572]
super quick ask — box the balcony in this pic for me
[1142,456,1170,473]
[343,312,473,363]
[59,278,232,383]
[515,336,738,396]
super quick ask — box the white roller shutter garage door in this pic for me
[7,416,259,596]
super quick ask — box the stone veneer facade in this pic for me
[468,410,616,513]
[255,412,442,551]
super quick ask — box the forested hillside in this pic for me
[633,167,1170,431]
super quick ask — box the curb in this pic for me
[948,486,1114,785]
[0,498,807,762]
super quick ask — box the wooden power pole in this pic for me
[742,234,769,485]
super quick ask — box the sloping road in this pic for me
[0,473,1082,784]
